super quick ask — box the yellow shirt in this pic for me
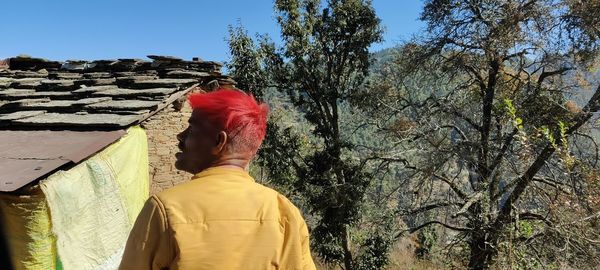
[119,166,316,270]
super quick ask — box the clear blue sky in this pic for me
[0,0,425,62]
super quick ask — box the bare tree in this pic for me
[361,0,600,268]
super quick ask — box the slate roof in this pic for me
[0,55,236,130]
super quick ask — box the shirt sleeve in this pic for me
[119,195,173,270]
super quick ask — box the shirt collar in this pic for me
[192,166,254,182]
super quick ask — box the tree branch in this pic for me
[432,173,469,200]
[489,128,519,196]
[495,84,600,225]
[537,67,572,85]
[397,221,472,237]
[406,202,461,215]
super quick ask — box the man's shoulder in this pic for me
[152,176,289,208]
[154,179,199,201]
[258,184,303,216]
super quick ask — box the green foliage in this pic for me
[226,24,269,98]
[503,99,523,129]
[229,0,600,269]
[415,226,438,259]
[227,1,391,269]
[353,234,392,270]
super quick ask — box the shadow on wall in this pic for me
[0,207,13,270]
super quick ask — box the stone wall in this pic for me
[142,96,193,194]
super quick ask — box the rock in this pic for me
[91,78,118,85]
[0,58,8,69]
[116,76,157,87]
[117,58,145,63]
[188,62,222,72]
[87,100,162,111]
[91,60,117,65]
[65,60,87,65]
[0,90,73,100]
[165,70,210,79]
[82,72,112,79]
[147,55,184,62]
[111,60,145,72]
[0,110,47,121]
[39,79,77,91]
[217,78,237,85]
[72,97,112,105]
[0,89,36,96]
[20,100,83,111]
[75,78,117,86]
[205,80,220,91]
[117,76,156,81]
[17,98,110,112]
[9,78,44,88]
[0,54,237,129]
[0,77,13,88]
[88,60,117,71]
[113,72,138,77]
[14,70,47,78]
[49,72,83,80]
[129,78,197,89]
[73,85,119,94]
[91,109,151,115]
[92,87,179,98]
[9,56,62,71]
[61,60,90,71]
[0,70,16,77]
[12,112,143,127]
[0,98,50,113]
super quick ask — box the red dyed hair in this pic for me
[187,88,269,154]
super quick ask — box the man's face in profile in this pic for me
[175,110,221,174]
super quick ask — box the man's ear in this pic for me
[213,131,228,154]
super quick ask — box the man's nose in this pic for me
[177,128,188,142]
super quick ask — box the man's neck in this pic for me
[209,156,250,171]
[211,164,247,170]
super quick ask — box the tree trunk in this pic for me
[342,224,353,270]
[468,235,497,270]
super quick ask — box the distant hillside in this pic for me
[370,46,401,71]
[369,45,600,106]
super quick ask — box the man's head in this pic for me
[175,88,268,174]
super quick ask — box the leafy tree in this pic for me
[361,0,600,269]
[227,0,390,268]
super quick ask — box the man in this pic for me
[120,89,316,270]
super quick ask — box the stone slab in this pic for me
[12,113,142,127]
[129,78,197,89]
[73,85,119,94]
[165,70,210,79]
[0,110,47,121]
[92,88,179,97]
[87,100,161,111]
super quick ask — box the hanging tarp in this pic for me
[0,186,57,270]
[0,126,149,270]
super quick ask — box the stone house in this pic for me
[0,55,236,269]
[0,55,236,193]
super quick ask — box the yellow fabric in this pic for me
[95,126,149,223]
[0,186,57,270]
[0,126,149,270]
[120,166,316,270]
[40,126,149,270]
